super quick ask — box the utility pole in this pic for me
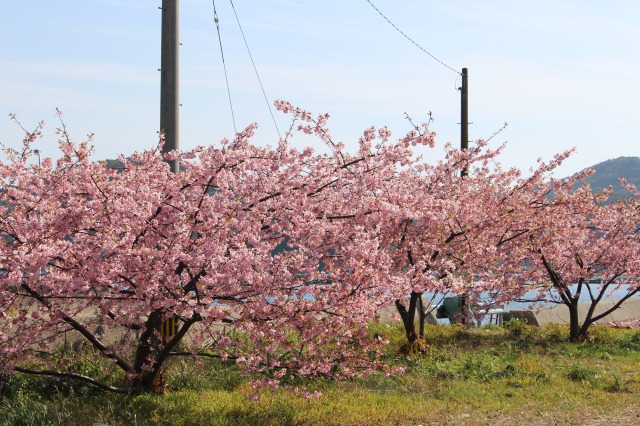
[459,67,469,325]
[160,0,180,173]
[158,0,180,348]
[460,67,469,177]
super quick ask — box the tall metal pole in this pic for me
[160,0,179,173]
[460,67,469,177]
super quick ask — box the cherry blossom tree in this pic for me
[519,176,640,341]
[0,104,435,393]
[380,144,581,346]
[5,102,632,395]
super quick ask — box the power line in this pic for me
[212,0,237,133]
[364,0,459,75]
[228,0,281,139]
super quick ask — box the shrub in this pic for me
[503,317,529,337]
[566,364,598,383]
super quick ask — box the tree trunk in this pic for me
[417,294,426,339]
[459,294,468,326]
[395,291,422,344]
[567,302,581,342]
[129,369,165,394]
[577,322,592,341]
[129,309,166,393]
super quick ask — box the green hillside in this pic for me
[573,156,640,201]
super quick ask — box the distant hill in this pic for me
[572,156,640,201]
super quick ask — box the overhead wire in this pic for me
[364,0,460,75]
[212,0,237,133]
[228,0,281,139]
[454,73,462,92]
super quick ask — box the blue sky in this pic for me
[2,0,639,177]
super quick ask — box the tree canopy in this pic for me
[1,104,639,393]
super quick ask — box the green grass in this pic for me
[2,323,640,425]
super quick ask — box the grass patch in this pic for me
[2,323,640,425]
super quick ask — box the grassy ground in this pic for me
[2,321,640,425]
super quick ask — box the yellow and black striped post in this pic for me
[161,317,180,341]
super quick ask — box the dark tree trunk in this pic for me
[129,370,163,394]
[577,322,592,341]
[129,309,168,393]
[395,291,422,344]
[459,294,468,326]
[417,294,426,339]
[567,301,581,342]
